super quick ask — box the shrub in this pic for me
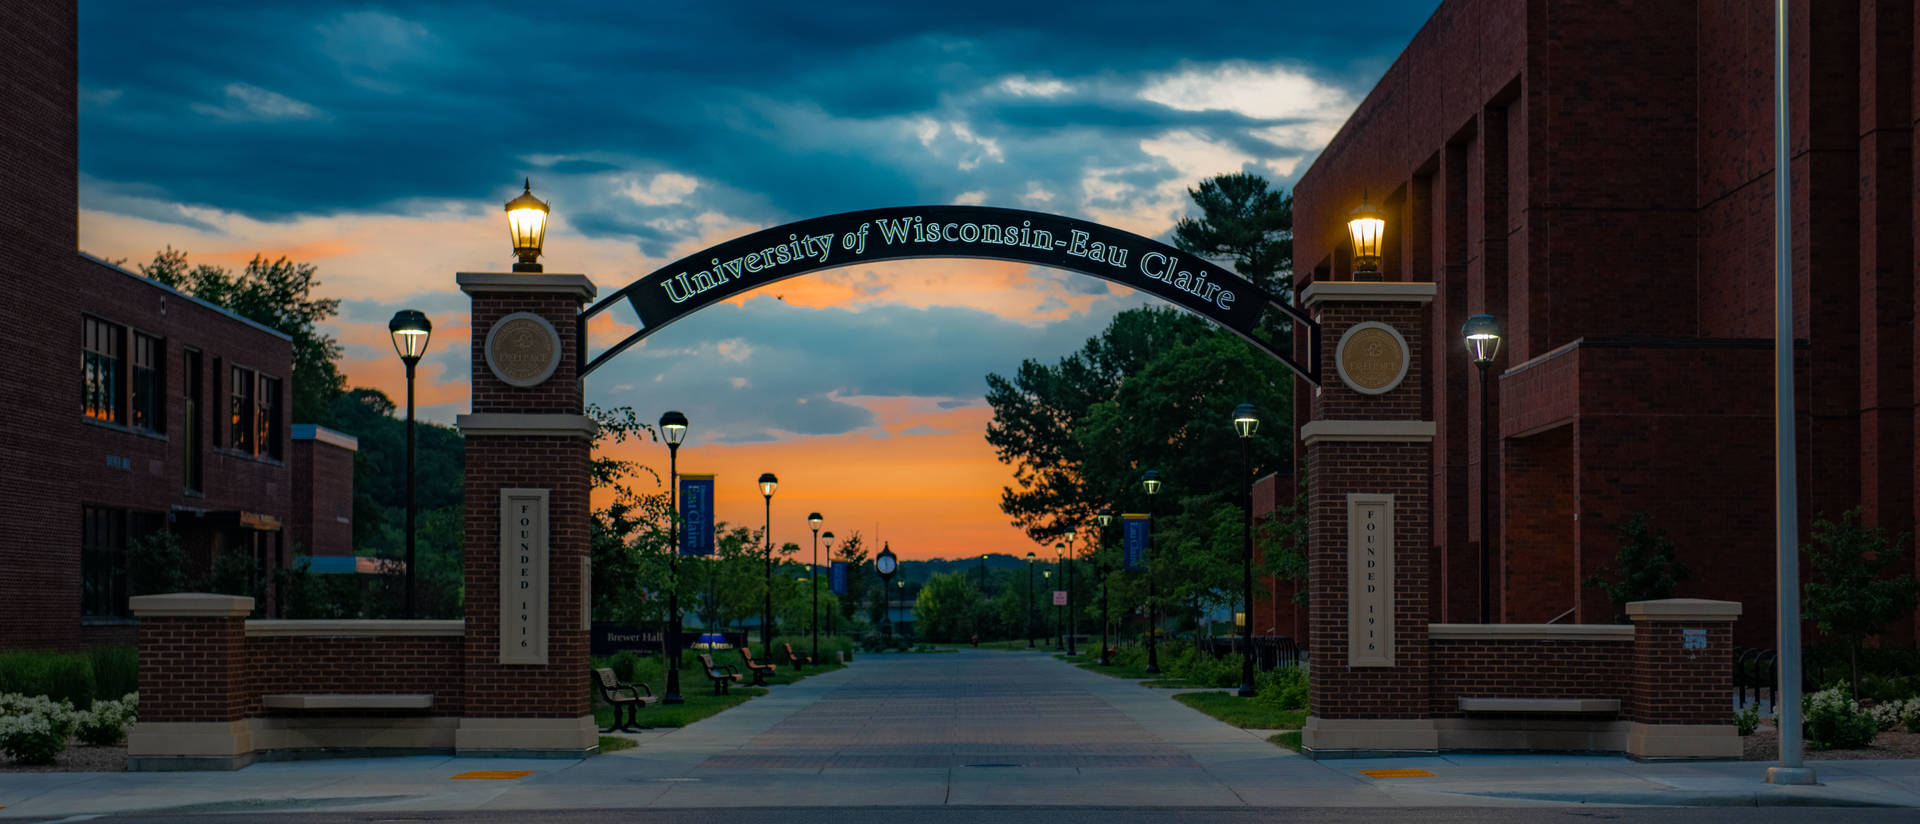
[74,696,135,746]
[609,651,644,684]
[0,693,75,765]
[90,645,138,701]
[1256,666,1309,711]
[772,634,853,664]
[0,650,95,710]
[1805,684,1880,750]
[1735,701,1762,736]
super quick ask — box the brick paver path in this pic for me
[697,651,1197,771]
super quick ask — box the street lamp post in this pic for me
[808,512,822,664]
[758,473,778,660]
[1025,551,1036,648]
[659,411,689,704]
[387,310,431,619]
[1232,403,1260,698]
[1063,537,1077,655]
[1044,568,1055,648]
[821,531,835,642]
[1142,469,1163,674]
[1462,315,1502,624]
[1096,507,1114,666]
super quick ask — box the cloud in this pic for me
[1139,62,1353,122]
[999,75,1071,98]
[619,173,700,206]
[192,83,325,121]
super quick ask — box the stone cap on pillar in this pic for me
[1626,598,1742,623]
[130,593,255,618]
[1301,282,1436,308]
[457,272,597,301]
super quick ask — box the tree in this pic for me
[1172,173,1294,300]
[913,572,983,642]
[138,247,345,422]
[1804,508,1920,696]
[1583,512,1689,622]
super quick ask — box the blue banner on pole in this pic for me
[679,474,715,556]
[1122,514,1149,571]
[830,561,848,595]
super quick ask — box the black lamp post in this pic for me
[758,472,778,660]
[1141,469,1163,674]
[1025,551,1036,648]
[1462,314,1502,624]
[808,512,822,663]
[822,531,835,642]
[388,310,431,618]
[1232,403,1260,698]
[659,411,689,704]
[1096,507,1113,665]
[1044,567,1055,648]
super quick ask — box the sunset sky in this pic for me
[75,0,1439,560]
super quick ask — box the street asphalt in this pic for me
[2,648,1917,820]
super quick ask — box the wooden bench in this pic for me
[699,653,744,695]
[738,647,777,685]
[1458,697,1621,714]
[593,667,659,732]
[262,694,433,711]
[782,642,812,671]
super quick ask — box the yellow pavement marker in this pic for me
[451,770,535,780]
[1359,768,1434,778]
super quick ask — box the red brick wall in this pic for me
[247,635,463,717]
[462,287,592,719]
[1631,620,1735,725]
[290,436,356,557]
[137,615,250,723]
[1251,472,1306,641]
[1503,425,1574,623]
[1429,637,1633,718]
[0,0,82,651]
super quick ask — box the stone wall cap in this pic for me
[130,593,255,617]
[290,424,359,452]
[457,272,597,300]
[1301,419,1436,445]
[1430,623,1635,642]
[247,619,465,638]
[1626,598,1743,622]
[456,413,598,440]
[1301,281,1437,307]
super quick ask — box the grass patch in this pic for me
[1173,691,1307,729]
[1141,679,1192,689]
[1268,731,1302,751]
[593,687,767,730]
[597,735,637,753]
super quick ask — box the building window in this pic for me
[83,316,123,423]
[183,349,204,492]
[258,374,282,460]
[130,332,164,434]
[230,365,255,453]
[81,506,129,619]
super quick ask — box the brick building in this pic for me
[1283,0,1918,647]
[0,0,356,650]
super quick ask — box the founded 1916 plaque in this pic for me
[1335,321,1410,396]
[1347,493,1395,666]
[485,312,563,388]
[500,488,550,665]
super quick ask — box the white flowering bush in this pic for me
[74,693,137,746]
[0,692,76,764]
[1734,700,1762,735]
[1805,684,1880,750]
[1868,697,1920,734]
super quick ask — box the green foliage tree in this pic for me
[913,571,983,642]
[137,247,345,422]
[1172,172,1295,300]
[1805,508,1920,696]
[1583,511,1690,622]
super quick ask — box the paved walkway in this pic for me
[3,650,1919,816]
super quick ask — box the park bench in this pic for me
[738,647,778,685]
[782,642,812,670]
[699,653,744,695]
[593,667,658,733]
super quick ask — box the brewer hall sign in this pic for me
[580,206,1319,382]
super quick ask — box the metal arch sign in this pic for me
[579,205,1320,383]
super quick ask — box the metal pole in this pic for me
[403,361,416,619]
[1479,359,1493,624]
[1067,542,1077,655]
[664,444,683,704]
[1099,532,1111,665]
[811,526,819,664]
[1146,497,1160,674]
[1027,560,1035,648]
[1239,437,1256,697]
[1767,0,1812,786]
[764,495,774,662]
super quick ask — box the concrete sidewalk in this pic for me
[1,650,1916,817]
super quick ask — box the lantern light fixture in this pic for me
[1347,194,1385,281]
[388,310,432,365]
[506,179,550,273]
[660,410,688,446]
[1462,313,1503,365]
[1232,403,1260,440]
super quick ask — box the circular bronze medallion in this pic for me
[486,312,562,387]
[1336,322,1409,395]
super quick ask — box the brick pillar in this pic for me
[453,272,598,757]
[125,593,257,770]
[1625,598,1742,759]
[1298,282,1438,757]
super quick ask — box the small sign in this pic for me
[1346,493,1395,667]
[1052,590,1067,606]
[499,488,550,665]
[678,474,715,556]
[830,560,848,595]
[484,312,563,388]
[1122,514,1149,571]
[1682,628,1707,650]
